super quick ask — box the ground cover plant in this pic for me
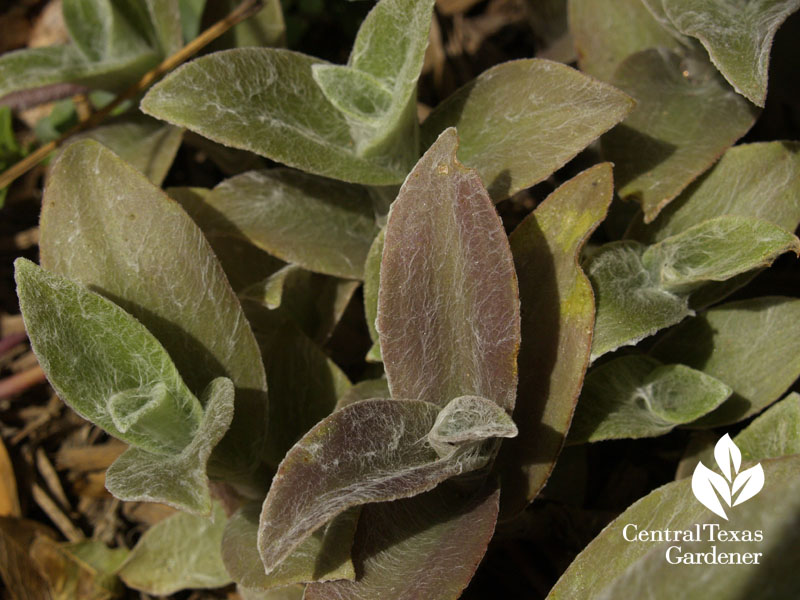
[1,0,800,598]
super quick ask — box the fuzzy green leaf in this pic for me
[15,258,233,513]
[603,48,758,222]
[588,241,690,359]
[377,128,520,410]
[141,48,407,184]
[305,485,500,600]
[0,45,159,98]
[119,501,231,595]
[71,114,183,185]
[39,140,267,489]
[735,393,800,460]
[16,258,202,453]
[652,297,800,426]
[589,218,800,359]
[312,0,434,165]
[642,0,800,106]
[105,376,233,513]
[548,455,800,599]
[569,355,731,443]
[640,216,800,293]
[497,164,613,517]
[0,0,171,97]
[62,0,153,62]
[571,0,760,221]
[60,539,129,597]
[145,0,183,55]
[181,170,379,280]
[421,60,633,201]
[630,141,800,243]
[222,503,357,590]
[257,397,514,574]
[569,0,682,82]
[166,186,285,292]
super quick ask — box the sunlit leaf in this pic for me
[0,44,159,98]
[603,48,758,221]
[257,397,513,574]
[652,297,800,426]
[141,48,408,184]
[378,128,520,410]
[642,0,800,106]
[421,60,633,201]
[222,503,357,590]
[167,186,284,292]
[104,376,233,513]
[305,485,500,600]
[588,241,690,359]
[179,169,379,280]
[313,0,434,165]
[496,164,612,517]
[144,0,183,56]
[0,0,172,97]
[568,355,731,443]
[641,216,800,292]
[735,393,800,460]
[630,141,800,243]
[547,455,800,599]
[39,140,267,489]
[569,0,681,82]
[589,218,799,359]
[71,114,183,185]
[119,501,231,595]
[16,258,202,454]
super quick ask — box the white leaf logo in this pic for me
[691,434,764,519]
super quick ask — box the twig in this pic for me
[0,0,264,192]
[31,483,84,542]
[0,83,90,111]
[0,365,45,399]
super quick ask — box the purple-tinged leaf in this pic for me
[377,128,520,410]
[496,164,613,518]
[305,485,500,600]
[257,397,510,574]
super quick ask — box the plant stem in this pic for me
[0,0,265,192]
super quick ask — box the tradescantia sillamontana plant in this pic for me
[9,0,800,597]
